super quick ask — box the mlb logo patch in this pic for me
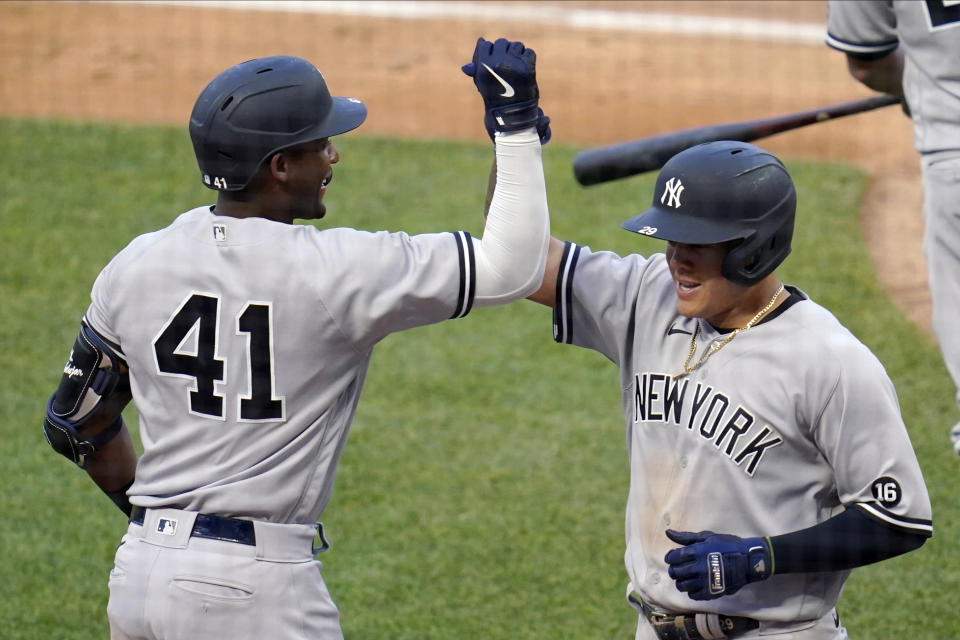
[213,225,227,242]
[157,518,178,536]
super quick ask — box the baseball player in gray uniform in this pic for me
[42,39,551,640]
[519,141,932,639]
[827,0,960,457]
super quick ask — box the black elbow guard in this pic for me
[43,411,124,469]
[43,321,128,468]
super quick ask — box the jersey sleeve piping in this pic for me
[552,241,581,344]
[80,314,126,360]
[854,502,933,537]
[450,231,476,319]
[825,32,899,57]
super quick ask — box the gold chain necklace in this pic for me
[674,284,785,380]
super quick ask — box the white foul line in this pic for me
[118,1,827,45]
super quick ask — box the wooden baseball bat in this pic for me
[572,94,901,186]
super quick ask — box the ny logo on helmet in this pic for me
[661,177,684,209]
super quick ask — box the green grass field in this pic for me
[1,118,956,639]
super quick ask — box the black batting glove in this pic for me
[462,37,542,138]
[664,529,773,601]
[484,107,551,145]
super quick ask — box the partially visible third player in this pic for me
[827,0,960,457]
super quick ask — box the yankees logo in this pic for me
[660,177,685,208]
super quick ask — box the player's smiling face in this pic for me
[666,241,758,328]
[285,137,339,220]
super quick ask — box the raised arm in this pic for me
[461,38,552,307]
[481,155,564,309]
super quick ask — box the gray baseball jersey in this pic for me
[827,0,960,153]
[828,0,960,426]
[84,206,476,523]
[552,243,932,622]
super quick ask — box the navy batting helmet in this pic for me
[189,55,367,191]
[621,140,796,286]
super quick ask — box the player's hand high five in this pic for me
[462,37,550,143]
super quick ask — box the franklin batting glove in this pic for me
[664,529,773,601]
[462,38,541,137]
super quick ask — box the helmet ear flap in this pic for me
[722,236,760,287]
[722,214,794,286]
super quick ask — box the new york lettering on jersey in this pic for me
[633,373,782,476]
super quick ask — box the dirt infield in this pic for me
[0,1,929,332]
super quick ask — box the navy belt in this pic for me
[130,506,256,546]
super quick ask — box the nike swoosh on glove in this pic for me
[462,37,541,137]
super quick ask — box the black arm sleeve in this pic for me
[844,49,897,62]
[769,506,928,574]
[103,478,134,517]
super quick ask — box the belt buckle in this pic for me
[649,611,706,640]
[649,610,672,623]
